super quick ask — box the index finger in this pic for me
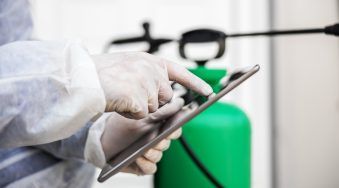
[164,59,213,96]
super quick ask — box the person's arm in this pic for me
[0,40,106,148]
[0,40,212,150]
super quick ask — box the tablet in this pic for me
[98,64,260,183]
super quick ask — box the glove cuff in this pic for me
[84,113,111,168]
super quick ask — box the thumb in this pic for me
[147,98,184,122]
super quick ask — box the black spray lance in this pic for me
[106,22,339,61]
[178,23,339,65]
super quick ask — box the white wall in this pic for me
[272,0,339,188]
[30,1,272,188]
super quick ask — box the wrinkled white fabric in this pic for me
[84,113,109,168]
[0,40,106,148]
[0,0,32,45]
[6,159,96,188]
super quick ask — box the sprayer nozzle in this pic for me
[324,23,339,36]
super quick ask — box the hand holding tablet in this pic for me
[98,64,260,182]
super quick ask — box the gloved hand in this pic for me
[101,98,186,175]
[92,52,212,119]
[121,129,182,175]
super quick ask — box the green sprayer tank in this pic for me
[154,66,251,188]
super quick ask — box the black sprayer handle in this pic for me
[107,22,173,54]
[179,29,227,65]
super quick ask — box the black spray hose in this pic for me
[179,135,224,188]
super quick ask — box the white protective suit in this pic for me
[0,0,109,187]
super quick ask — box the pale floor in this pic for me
[92,170,152,188]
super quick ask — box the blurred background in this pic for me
[29,0,339,188]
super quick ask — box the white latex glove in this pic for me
[101,98,186,175]
[92,52,212,119]
[122,129,182,175]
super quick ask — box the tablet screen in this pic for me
[98,64,259,182]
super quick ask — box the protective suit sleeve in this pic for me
[0,40,106,148]
[35,122,92,161]
[36,113,109,168]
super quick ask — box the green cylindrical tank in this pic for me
[154,66,251,188]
